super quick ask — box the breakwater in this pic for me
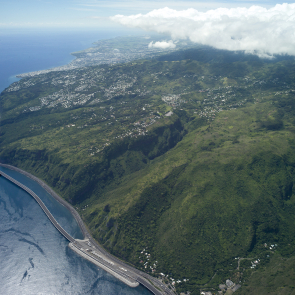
[0,164,89,239]
[0,168,139,288]
[0,164,174,295]
[0,170,75,242]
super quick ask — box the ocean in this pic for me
[0,28,134,93]
[0,29,151,295]
[0,166,152,295]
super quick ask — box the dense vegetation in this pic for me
[1,41,295,294]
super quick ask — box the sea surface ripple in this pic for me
[0,166,151,295]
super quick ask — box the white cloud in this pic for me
[148,40,176,49]
[111,4,295,57]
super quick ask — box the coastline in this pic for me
[0,163,90,239]
[0,32,182,295]
[0,31,91,92]
[68,243,139,288]
[15,61,80,78]
[0,163,175,295]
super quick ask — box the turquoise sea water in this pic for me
[0,166,151,295]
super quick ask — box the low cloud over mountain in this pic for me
[111,3,295,58]
[148,40,176,49]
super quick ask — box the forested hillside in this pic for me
[1,42,295,294]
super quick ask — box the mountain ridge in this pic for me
[1,40,295,294]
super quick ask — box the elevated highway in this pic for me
[0,166,176,295]
[0,171,75,243]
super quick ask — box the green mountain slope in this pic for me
[1,43,295,294]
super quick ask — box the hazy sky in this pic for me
[2,1,294,57]
[1,0,292,29]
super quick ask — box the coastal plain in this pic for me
[1,36,295,295]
